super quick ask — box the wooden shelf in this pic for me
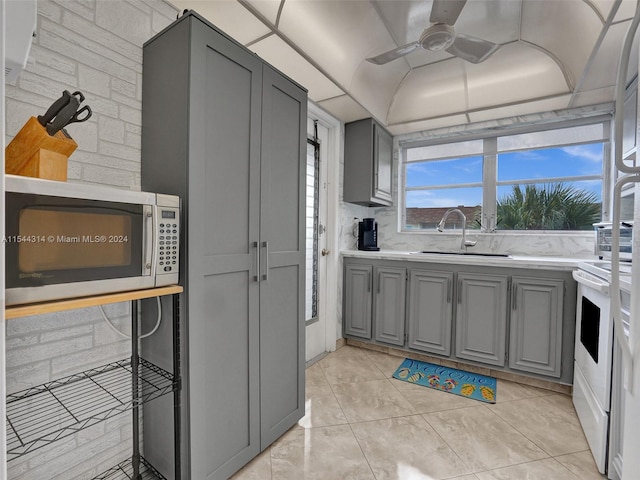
[5,285,183,319]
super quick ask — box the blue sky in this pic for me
[406,143,603,208]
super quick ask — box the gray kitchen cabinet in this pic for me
[374,266,406,346]
[141,11,306,480]
[509,276,564,377]
[343,118,393,206]
[455,272,508,367]
[344,264,373,339]
[407,269,453,356]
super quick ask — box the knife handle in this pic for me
[46,97,80,136]
[37,90,72,127]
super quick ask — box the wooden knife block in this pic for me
[5,116,77,181]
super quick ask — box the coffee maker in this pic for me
[358,218,380,251]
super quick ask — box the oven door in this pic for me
[5,192,154,304]
[573,269,613,411]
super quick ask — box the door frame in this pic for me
[307,101,340,355]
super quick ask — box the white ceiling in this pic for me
[167,0,639,135]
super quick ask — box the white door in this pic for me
[305,120,329,361]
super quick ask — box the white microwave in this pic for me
[5,175,180,305]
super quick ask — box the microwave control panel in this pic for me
[157,207,180,276]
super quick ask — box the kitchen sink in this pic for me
[413,250,512,258]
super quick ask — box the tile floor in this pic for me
[231,345,605,480]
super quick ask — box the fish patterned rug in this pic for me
[392,358,497,404]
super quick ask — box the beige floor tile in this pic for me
[332,379,417,423]
[365,349,406,377]
[424,406,548,472]
[494,379,554,403]
[270,424,375,480]
[298,384,348,429]
[351,415,472,479]
[229,448,272,479]
[305,362,328,386]
[319,345,387,384]
[392,377,481,413]
[474,458,581,480]
[487,394,588,456]
[554,450,606,480]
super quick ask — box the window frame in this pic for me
[399,117,611,234]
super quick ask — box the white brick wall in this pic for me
[4,1,178,478]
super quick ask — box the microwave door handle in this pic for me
[144,205,154,276]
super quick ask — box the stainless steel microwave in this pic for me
[5,175,180,305]
[594,221,633,260]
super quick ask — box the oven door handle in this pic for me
[572,270,609,295]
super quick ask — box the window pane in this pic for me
[406,156,483,188]
[498,144,603,182]
[406,188,482,230]
[496,181,601,231]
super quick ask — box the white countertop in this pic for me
[341,249,596,271]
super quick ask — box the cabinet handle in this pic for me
[261,241,269,281]
[512,283,517,310]
[368,272,371,292]
[447,278,452,303]
[457,279,462,304]
[253,241,259,282]
[377,272,381,293]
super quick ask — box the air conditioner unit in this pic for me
[5,0,37,84]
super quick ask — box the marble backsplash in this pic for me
[340,203,596,258]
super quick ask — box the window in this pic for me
[402,121,608,232]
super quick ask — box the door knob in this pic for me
[321,248,330,256]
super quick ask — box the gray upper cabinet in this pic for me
[344,264,373,339]
[374,266,406,346]
[141,12,306,480]
[455,272,508,367]
[407,269,453,356]
[343,118,393,206]
[509,276,564,377]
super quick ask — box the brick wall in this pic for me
[5,1,177,478]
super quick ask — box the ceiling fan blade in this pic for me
[430,0,467,26]
[446,34,500,64]
[366,42,421,65]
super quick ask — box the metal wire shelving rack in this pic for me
[6,357,175,459]
[5,287,183,480]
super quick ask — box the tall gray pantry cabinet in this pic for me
[140,12,307,480]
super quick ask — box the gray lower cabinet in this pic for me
[141,12,306,480]
[455,273,508,367]
[374,266,406,346]
[343,258,576,384]
[344,264,373,339]
[407,269,453,356]
[509,276,564,377]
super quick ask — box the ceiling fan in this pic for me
[367,0,501,65]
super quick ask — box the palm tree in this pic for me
[497,183,600,230]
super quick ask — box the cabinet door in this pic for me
[374,266,406,346]
[509,277,563,377]
[259,65,307,448]
[408,269,453,356]
[344,264,373,339]
[455,273,508,366]
[373,122,392,204]
[186,18,263,480]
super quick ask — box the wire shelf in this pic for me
[6,357,176,460]
[93,456,167,480]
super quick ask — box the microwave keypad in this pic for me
[157,210,179,273]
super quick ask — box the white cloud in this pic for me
[560,145,602,162]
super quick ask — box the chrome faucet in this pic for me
[436,208,477,251]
